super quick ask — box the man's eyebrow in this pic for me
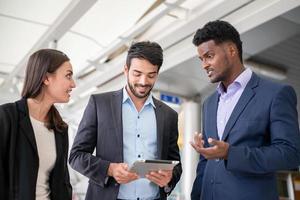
[133,69,142,73]
[133,70,157,74]
[66,69,73,75]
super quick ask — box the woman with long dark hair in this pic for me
[0,49,76,200]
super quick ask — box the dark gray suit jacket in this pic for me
[69,89,182,200]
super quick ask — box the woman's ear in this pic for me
[43,74,50,86]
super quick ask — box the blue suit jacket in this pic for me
[191,73,300,200]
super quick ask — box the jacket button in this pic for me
[210,180,214,184]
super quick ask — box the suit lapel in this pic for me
[153,98,164,159]
[207,92,219,140]
[221,73,259,141]
[16,99,38,155]
[111,89,124,160]
[54,130,63,166]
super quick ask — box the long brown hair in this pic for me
[22,49,70,132]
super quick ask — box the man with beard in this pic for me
[69,41,182,200]
[190,20,300,200]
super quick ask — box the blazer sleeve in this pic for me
[69,95,110,187]
[191,154,207,200]
[0,103,17,200]
[165,111,182,195]
[0,105,8,199]
[226,85,300,174]
[191,103,208,200]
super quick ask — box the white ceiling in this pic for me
[0,0,156,75]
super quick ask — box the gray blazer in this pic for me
[69,89,182,200]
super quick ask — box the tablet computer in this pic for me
[129,159,179,178]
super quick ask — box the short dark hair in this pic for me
[22,49,70,132]
[193,20,243,62]
[126,41,163,71]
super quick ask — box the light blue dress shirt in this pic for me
[216,68,252,140]
[117,87,159,200]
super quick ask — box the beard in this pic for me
[127,80,153,99]
[210,55,232,83]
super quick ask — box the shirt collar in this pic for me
[217,67,252,95]
[122,87,156,108]
[235,67,252,89]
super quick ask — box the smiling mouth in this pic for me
[137,87,149,92]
